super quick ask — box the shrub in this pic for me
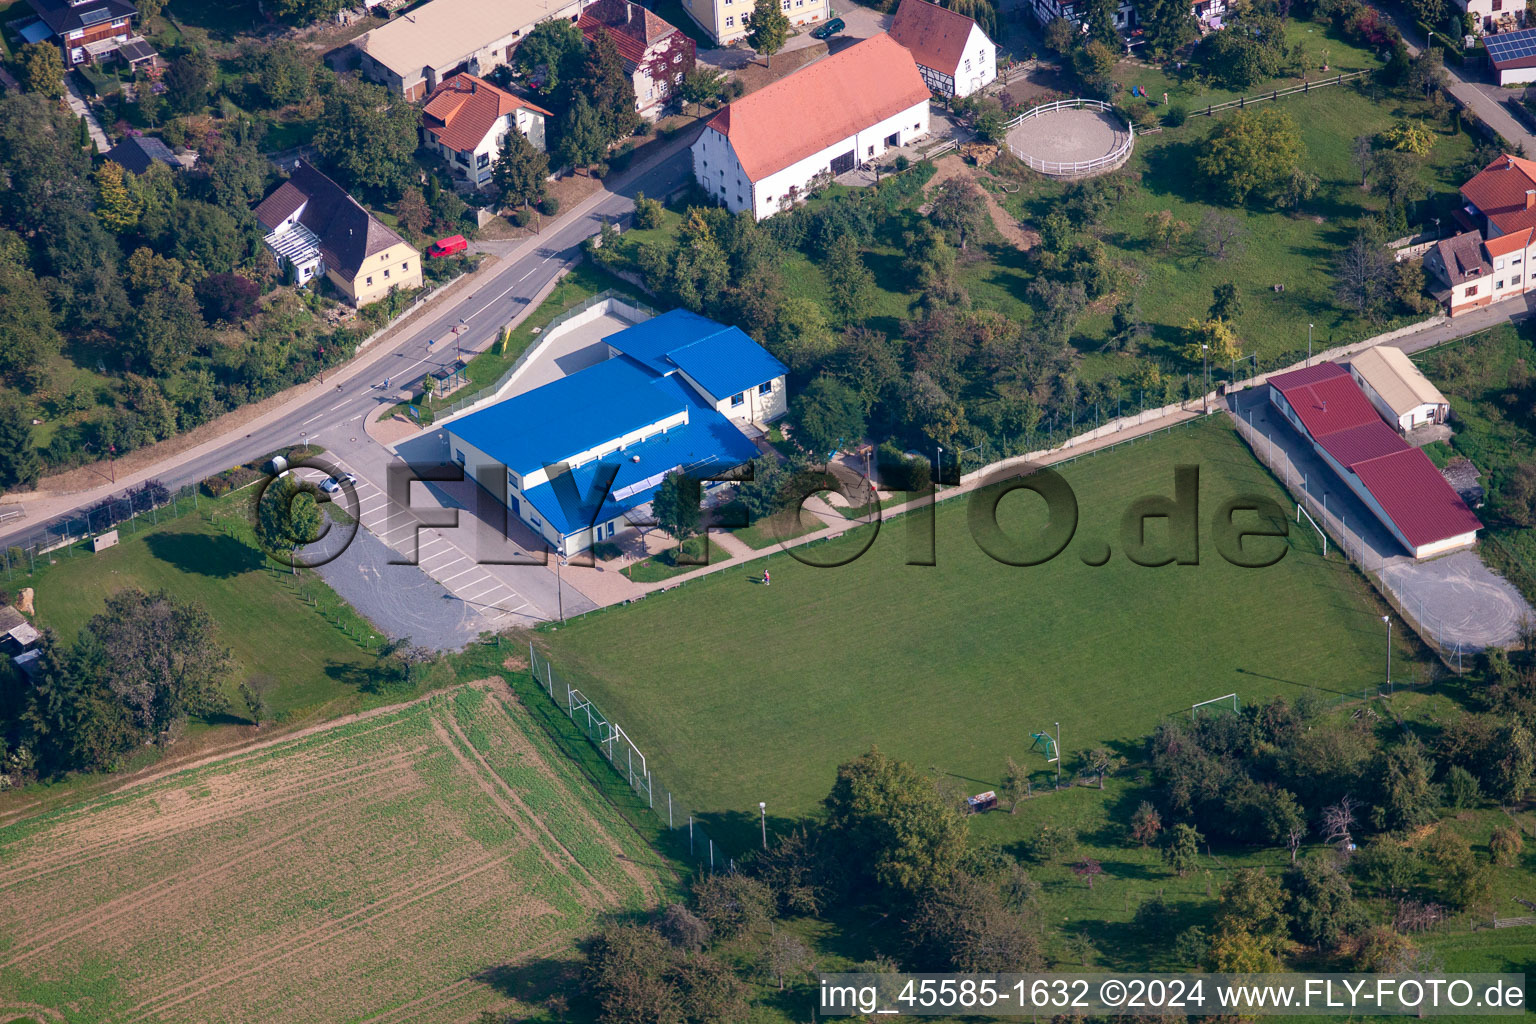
[635,120,653,136]
[592,161,610,178]
[592,540,622,561]
[1162,103,1188,127]
[632,191,664,229]
[537,196,560,216]
[509,209,530,227]
[894,154,910,171]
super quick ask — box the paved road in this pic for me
[2,132,698,625]
[1384,7,1536,152]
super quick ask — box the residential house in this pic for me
[103,135,185,175]
[888,0,996,98]
[1026,0,1138,39]
[1427,153,1536,314]
[358,0,590,101]
[421,74,551,187]
[254,160,423,307]
[690,33,931,221]
[442,308,784,556]
[1347,346,1450,433]
[579,0,695,119]
[1483,26,1536,84]
[22,0,137,66]
[676,0,826,46]
[1267,362,1480,560]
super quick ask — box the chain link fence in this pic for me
[0,483,200,580]
[528,644,737,873]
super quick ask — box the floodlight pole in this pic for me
[759,801,767,850]
[1201,344,1210,413]
[556,551,566,622]
[1383,615,1392,693]
[1055,721,1061,788]
[1307,323,1313,365]
[935,445,943,488]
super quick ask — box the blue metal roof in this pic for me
[520,376,760,536]
[667,330,788,401]
[448,357,683,477]
[604,310,788,400]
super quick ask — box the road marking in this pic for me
[441,566,479,582]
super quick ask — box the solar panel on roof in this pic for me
[78,7,113,25]
[1486,28,1536,62]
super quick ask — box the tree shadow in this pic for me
[475,952,586,1022]
[323,659,402,695]
[144,531,265,579]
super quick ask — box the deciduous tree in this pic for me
[19,43,64,98]
[789,375,865,459]
[1195,109,1304,205]
[653,471,702,541]
[746,0,791,69]
[824,746,967,897]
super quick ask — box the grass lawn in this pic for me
[1414,321,1536,603]
[22,492,391,724]
[1010,83,1476,378]
[539,417,1422,850]
[731,508,825,549]
[623,536,732,582]
[1111,20,1383,113]
[164,0,264,40]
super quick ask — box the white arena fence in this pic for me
[1004,98,1135,177]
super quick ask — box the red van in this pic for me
[427,235,468,258]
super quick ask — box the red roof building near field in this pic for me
[704,33,930,182]
[1267,360,1480,557]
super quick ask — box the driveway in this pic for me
[697,0,889,68]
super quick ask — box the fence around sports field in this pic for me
[528,644,739,873]
[1004,98,1135,178]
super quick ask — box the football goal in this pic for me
[1190,693,1240,718]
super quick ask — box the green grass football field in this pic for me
[541,417,1419,848]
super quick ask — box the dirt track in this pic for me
[0,680,666,1023]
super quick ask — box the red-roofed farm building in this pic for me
[1268,362,1481,559]
[690,33,931,221]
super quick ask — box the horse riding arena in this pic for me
[0,682,667,1024]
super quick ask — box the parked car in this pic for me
[320,472,357,494]
[810,17,844,38]
[427,235,468,258]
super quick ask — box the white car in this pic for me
[320,473,357,494]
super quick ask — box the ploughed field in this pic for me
[0,682,667,1024]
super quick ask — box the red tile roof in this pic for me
[889,0,983,75]
[422,74,550,154]
[1316,420,1411,468]
[1349,448,1483,549]
[1272,361,1481,551]
[1460,153,1536,235]
[579,0,682,69]
[1485,226,1533,257]
[1269,362,1380,438]
[704,33,931,182]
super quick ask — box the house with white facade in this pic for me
[1026,0,1139,40]
[690,33,931,221]
[579,0,695,119]
[421,74,551,187]
[888,0,996,98]
[443,309,785,556]
[22,0,136,66]
[358,0,590,101]
[1347,346,1450,433]
[1426,153,1536,314]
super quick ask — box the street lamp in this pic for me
[1200,344,1210,413]
[935,445,943,488]
[555,551,567,623]
[759,801,767,849]
[1308,323,1314,365]
[1054,721,1061,788]
[1382,615,1392,693]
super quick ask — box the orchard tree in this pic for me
[1501,461,1536,526]
[82,588,232,740]
[1130,801,1163,847]
[1163,823,1202,876]
[746,0,790,69]
[1209,281,1243,322]
[1195,210,1246,262]
[929,177,987,250]
[1074,857,1104,889]
[824,746,967,897]
[825,234,875,325]
[492,128,550,210]
[1000,756,1030,812]
[1195,108,1305,205]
